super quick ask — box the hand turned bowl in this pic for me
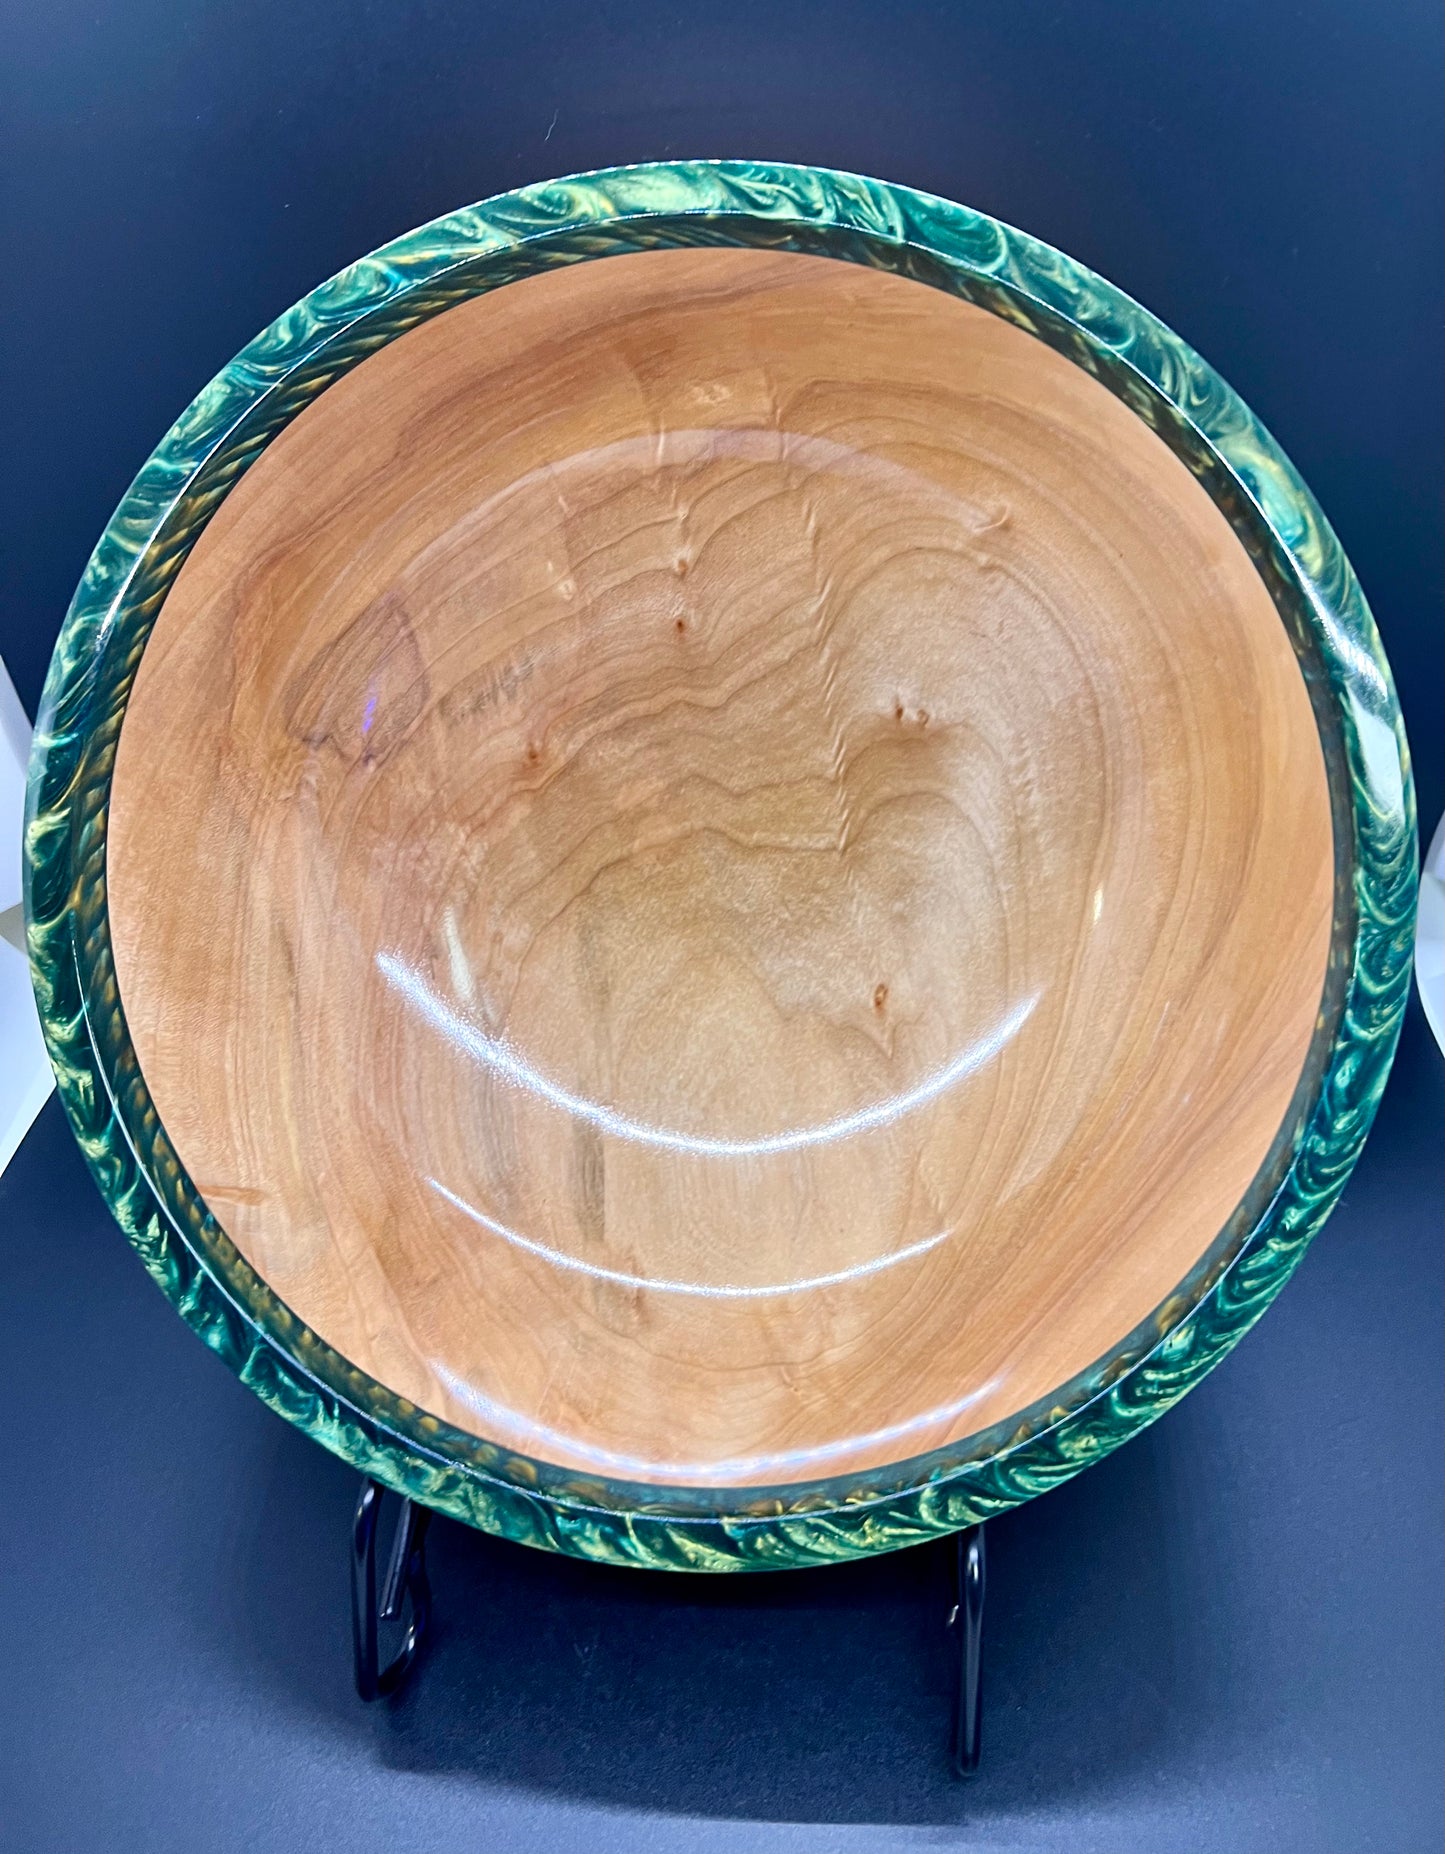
[25,164,1416,1569]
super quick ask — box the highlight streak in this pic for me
[431,1363,1002,1483]
[428,1178,951,1299]
[377,952,1037,1159]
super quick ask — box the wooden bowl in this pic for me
[26,165,1416,1569]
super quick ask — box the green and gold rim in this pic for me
[24,162,1417,1570]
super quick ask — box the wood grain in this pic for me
[105,246,1334,1486]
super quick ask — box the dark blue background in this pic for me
[2,4,1440,1849]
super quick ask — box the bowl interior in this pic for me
[105,246,1333,1489]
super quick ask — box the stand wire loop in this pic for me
[351,1476,432,1701]
[949,1523,986,1776]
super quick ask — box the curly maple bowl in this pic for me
[25,164,1415,1569]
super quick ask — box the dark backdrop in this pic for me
[1,5,1441,1850]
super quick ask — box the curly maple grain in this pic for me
[105,246,1333,1489]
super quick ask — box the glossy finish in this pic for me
[106,246,1331,1491]
[24,162,1416,1569]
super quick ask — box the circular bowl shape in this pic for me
[26,164,1416,1570]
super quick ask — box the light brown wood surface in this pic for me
[106,247,1334,1487]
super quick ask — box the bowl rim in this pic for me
[24,159,1417,1570]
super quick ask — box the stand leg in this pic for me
[351,1477,432,1701]
[949,1523,985,1776]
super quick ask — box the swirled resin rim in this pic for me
[25,162,1417,1570]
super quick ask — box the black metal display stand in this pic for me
[350,1475,986,1774]
[350,1478,433,1703]
[949,1522,986,1775]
